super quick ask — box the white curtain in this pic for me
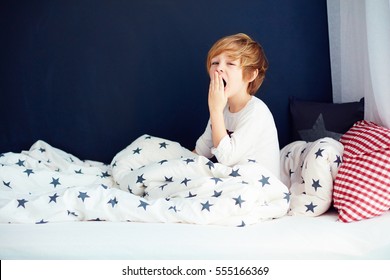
[327,0,390,128]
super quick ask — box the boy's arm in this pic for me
[210,110,227,148]
[208,70,228,148]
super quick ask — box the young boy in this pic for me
[194,33,280,178]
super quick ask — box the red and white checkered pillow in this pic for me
[333,120,390,222]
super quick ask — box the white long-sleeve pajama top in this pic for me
[195,96,280,179]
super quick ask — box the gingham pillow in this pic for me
[333,120,390,222]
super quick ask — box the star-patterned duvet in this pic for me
[0,135,290,226]
[280,137,344,216]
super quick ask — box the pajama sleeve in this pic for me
[195,119,214,158]
[211,110,264,166]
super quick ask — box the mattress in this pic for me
[1,209,390,260]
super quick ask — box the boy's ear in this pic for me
[249,69,259,82]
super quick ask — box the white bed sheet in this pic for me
[1,209,390,260]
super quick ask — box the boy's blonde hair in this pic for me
[206,33,269,95]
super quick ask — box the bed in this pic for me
[1,209,390,260]
[1,120,390,260]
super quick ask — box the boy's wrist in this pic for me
[209,106,225,115]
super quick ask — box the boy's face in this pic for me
[209,52,249,98]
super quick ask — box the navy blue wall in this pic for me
[0,0,332,163]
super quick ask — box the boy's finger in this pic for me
[213,71,219,91]
[218,73,224,91]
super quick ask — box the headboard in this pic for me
[0,0,332,163]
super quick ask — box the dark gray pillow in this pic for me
[289,97,364,142]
